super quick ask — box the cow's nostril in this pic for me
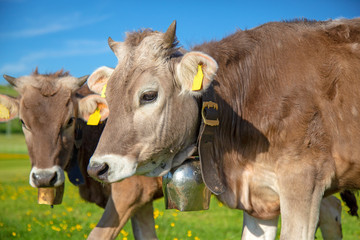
[98,163,109,177]
[49,172,58,186]
[32,172,38,180]
[88,162,109,181]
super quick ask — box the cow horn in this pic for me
[163,20,177,48]
[108,37,118,53]
[3,74,17,87]
[108,37,125,60]
[77,75,89,87]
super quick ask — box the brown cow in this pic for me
[0,69,162,240]
[0,68,355,240]
[0,68,351,240]
[87,19,360,239]
[71,67,358,240]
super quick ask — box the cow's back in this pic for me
[192,18,360,216]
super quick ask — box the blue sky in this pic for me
[0,0,359,85]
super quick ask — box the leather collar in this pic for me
[197,83,226,195]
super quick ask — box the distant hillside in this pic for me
[0,84,22,134]
[0,84,18,97]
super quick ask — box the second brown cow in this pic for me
[0,68,162,240]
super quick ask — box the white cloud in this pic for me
[1,24,70,38]
[0,39,109,75]
[0,13,109,39]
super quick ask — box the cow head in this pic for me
[0,68,111,188]
[88,21,218,183]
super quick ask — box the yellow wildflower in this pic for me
[84,234,88,238]
[87,212,92,217]
[12,232,16,236]
[153,209,160,219]
[155,224,159,229]
[66,207,73,212]
[89,223,96,229]
[61,223,68,230]
[51,226,61,232]
[172,212,178,217]
[195,237,200,240]
[171,222,175,227]
[187,230,192,237]
[121,229,129,236]
[75,224,82,231]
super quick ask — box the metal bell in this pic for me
[162,157,211,211]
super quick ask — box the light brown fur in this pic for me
[89,18,360,239]
[1,71,163,240]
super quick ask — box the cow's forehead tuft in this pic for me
[15,74,79,96]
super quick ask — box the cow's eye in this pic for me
[140,91,158,105]
[66,117,75,127]
[20,119,29,130]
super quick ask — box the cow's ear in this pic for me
[0,94,19,122]
[87,66,114,94]
[176,51,218,95]
[78,95,109,123]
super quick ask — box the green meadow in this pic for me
[0,133,359,240]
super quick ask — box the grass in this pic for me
[0,133,28,154]
[0,134,359,239]
[0,159,245,240]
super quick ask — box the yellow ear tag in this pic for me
[100,84,107,98]
[0,104,10,119]
[87,109,101,126]
[87,84,107,126]
[192,65,204,91]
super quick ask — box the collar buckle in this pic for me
[201,101,219,126]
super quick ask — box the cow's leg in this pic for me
[318,196,342,240]
[131,201,158,240]
[87,178,157,240]
[277,163,327,240]
[279,190,323,240]
[87,194,123,240]
[241,212,279,240]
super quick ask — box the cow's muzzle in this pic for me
[29,166,65,188]
[88,154,138,183]
[32,171,57,187]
